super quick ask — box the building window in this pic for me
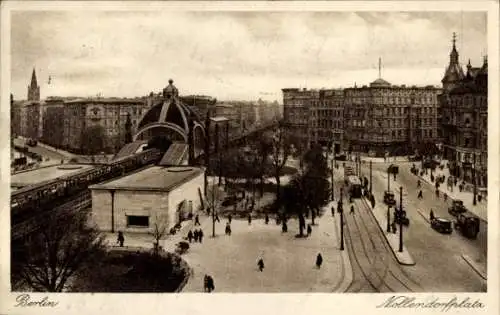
[127,215,149,227]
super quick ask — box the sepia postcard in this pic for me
[0,1,499,315]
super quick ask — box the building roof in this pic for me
[64,98,145,104]
[89,166,204,192]
[11,164,93,188]
[369,78,391,88]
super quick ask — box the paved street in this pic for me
[13,137,68,162]
[360,161,487,292]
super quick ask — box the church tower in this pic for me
[441,33,465,92]
[27,68,40,101]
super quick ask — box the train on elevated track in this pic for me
[11,148,162,222]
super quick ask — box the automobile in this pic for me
[335,154,347,161]
[431,217,453,234]
[448,200,467,216]
[455,213,480,239]
[394,209,410,226]
[383,191,396,206]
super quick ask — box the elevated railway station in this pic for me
[11,79,279,240]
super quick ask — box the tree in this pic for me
[151,214,169,255]
[255,137,273,196]
[80,125,106,161]
[205,180,225,237]
[124,113,133,144]
[11,210,105,292]
[282,145,330,233]
[266,125,297,207]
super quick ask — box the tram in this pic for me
[346,175,362,199]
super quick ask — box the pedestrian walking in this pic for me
[215,213,220,223]
[435,188,439,198]
[307,224,312,236]
[316,253,323,269]
[430,209,435,221]
[248,213,252,225]
[117,231,124,247]
[187,230,193,243]
[195,214,200,226]
[225,222,232,236]
[331,206,335,217]
[391,221,397,234]
[417,179,421,188]
[257,258,265,272]
[265,214,269,224]
[350,205,354,214]
[282,220,288,233]
[193,229,199,242]
[207,275,215,293]
[198,229,204,243]
[418,190,423,199]
[228,214,232,224]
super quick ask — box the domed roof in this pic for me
[138,98,198,132]
[370,78,391,88]
[138,81,201,134]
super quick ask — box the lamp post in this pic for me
[340,187,344,251]
[399,186,403,253]
[369,160,373,195]
[473,153,477,206]
[386,205,391,233]
[331,156,335,201]
[387,165,390,192]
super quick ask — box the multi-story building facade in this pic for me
[344,79,442,156]
[61,98,149,153]
[282,88,317,152]
[440,34,488,187]
[310,89,344,153]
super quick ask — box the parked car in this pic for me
[455,213,480,239]
[448,200,467,216]
[394,209,410,226]
[383,191,396,206]
[431,217,453,234]
[335,154,347,161]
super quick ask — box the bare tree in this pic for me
[267,125,296,207]
[151,214,169,255]
[205,179,225,237]
[11,210,105,292]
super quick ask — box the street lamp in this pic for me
[331,156,335,201]
[369,160,373,195]
[399,186,403,253]
[340,187,344,251]
[386,205,391,233]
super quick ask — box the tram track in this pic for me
[343,197,422,292]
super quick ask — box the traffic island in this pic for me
[331,204,353,292]
[461,254,487,281]
[361,198,415,266]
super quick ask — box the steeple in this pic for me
[27,67,40,101]
[441,33,465,92]
[30,68,38,87]
[450,32,459,64]
[378,57,382,79]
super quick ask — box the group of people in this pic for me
[187,229,204,243]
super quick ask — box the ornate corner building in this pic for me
[439,33,488,188]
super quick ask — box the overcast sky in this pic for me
[11,11,487,101]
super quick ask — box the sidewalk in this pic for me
[360,197,415,266]
[417,168,487,222]
[104,207,350,292]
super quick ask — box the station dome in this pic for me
[135,80,205,148]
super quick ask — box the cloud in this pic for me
[10,11,487,101]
